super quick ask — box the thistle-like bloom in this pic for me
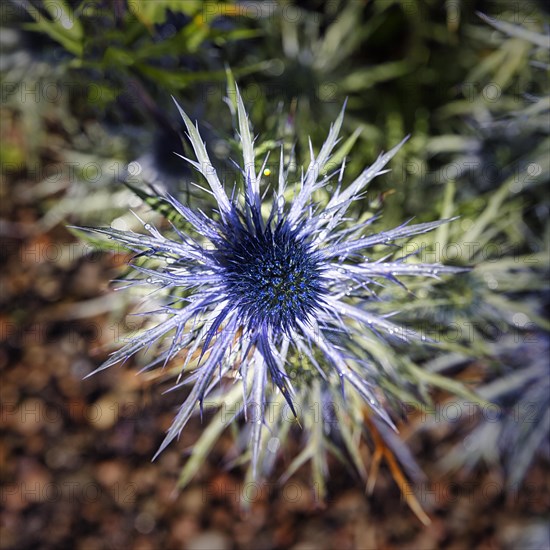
[83,89,462,489]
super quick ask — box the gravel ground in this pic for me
[1,114,549,550]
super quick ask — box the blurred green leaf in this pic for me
[23,0,83,57]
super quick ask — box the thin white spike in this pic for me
[172,96,232,216]
[287,101,347,225]
[235,84,260,211]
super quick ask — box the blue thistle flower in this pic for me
[80,87,464,487]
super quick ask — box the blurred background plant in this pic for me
[405,11,550,495]
[1,0,549,547]
[1,0,271,233]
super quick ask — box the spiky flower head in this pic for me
[81,87,464,503]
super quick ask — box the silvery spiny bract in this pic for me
[82,87,465,505]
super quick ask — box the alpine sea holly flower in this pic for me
[81,87,464,510]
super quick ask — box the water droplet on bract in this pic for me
[512,312,530,326]
[127,161,142,175]
[527,163,541,177]
[485,276,498,290]
[510,181,523,193]
[146,277,153,284]
[61,16,73,29]
[144,223,152,231]
[267,437,280,453]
